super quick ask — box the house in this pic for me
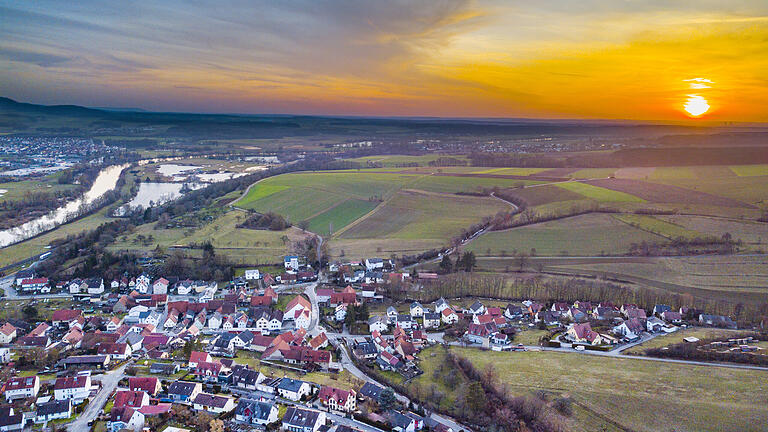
[0,406,23,431]
[358,382,385,402]
[409,302,424,318]
[284,256,300,271]
[277,378,312,401]
[699,314,737,329]
[4,376,39,402]
[282,407,326,432]
[167,381,202,403]
[422,312,440,329]
[195,361,224,381]
[0,348,9,363]
[465,323,496,345]
[231,368,265,390]
[20,277,49,293]
[388,411,417,432]
[294,309,311,329]
[365,258,384,270]
[0,323,16,344]
[114,390,150,409]
[128,377,162,396]
[468,301,486,316]
[318,386,356,412]
[106,317,122,332]
[566,323,604,345]
[352,339,378,360]
[335,304,348,322]
[535,311,560,326]
[97,343,132,360]
[52,309,82,327]
[504,304,523,320]
[368,316,389,333]
[193,393,235,414]
[613,318,645,341]
[396,314,414,330]
[35,399,71,424]
[109,406,145,432]
[653,305,672,316]
[309,332,329,350]
[285,295,312,321]
[244,269,261,280]
[646,316,667,332]
[85,277,105,295]
[661,311,683,324]
[386,306,398,323]
[188,351,211,368]
[54,375,91,403]
[235,399,278,425]
[14,269,35,286]
[377,351,403,371]
[152,278,169,295]
[441,308,458,324]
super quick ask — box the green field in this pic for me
[612,214,702,239]
[555,181,644,203]
[345,154,469,167]
[466,213,665,256]
[306,199,378,237]
[0,178,78,203]
[471,167,548,175]
[109,210,304,265]
[730,164,768,177]
[408,175,541,194]
[657,215,768,250]
[235,184,289,205]
[568,168,617,179]
[448,347,768,432]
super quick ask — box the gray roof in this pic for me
[235,399,274,421]
[194,393,230,408]
[37,399,70,416]
[277,378,308,393]
[283,407,321,427]
[168,381,198,396]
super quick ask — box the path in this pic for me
[68,362,129,432]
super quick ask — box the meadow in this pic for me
[612,214,702,239]
[555,181,645,203]
[446,347,768,432]
[623,327,747,355]
[465,213,665,256]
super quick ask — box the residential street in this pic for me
[67,363,129,432]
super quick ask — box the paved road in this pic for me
[68,363,129,432]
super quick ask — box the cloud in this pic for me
[0,47,72,67]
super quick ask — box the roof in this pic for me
[54,375,88,390]
[0,323,16,336]
[235,399,275,420]
[52,309,82,322]
[283,407,322,427]
[319,386,355,403]
[114,390,147,408]
[277,378,308,393]
[168,381,199,396]
[286,295,311,311]
[37,399,70,416]
[129,377,159,392]
[189,351,210,363]
[5,376,37,391]
[359,382,384,400]
[309,332,328,349]
[62,355,108,364]
[193,392,231,408]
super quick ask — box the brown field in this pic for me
[585,178,754,208]
[694,166,737,179]
[423,171,569,182]
[500,184,585,206]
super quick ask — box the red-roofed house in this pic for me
[188,351,211,368]
[285,295,311,318]
[567,323,604,345]
[52,309,83,326]
[114,390,150,409]
[309,332,329,350]
[318,386,356,412]
[4,376,39,401]
[54,375,91,402]
[0,323,17,344]
[129,377,162,396]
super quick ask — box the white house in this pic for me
[0,323,17,344]
[35,399,71,424]
[193,393,235,414]
[0,348,10,363]
[68,279,83,294]
[334,304,347,322]
[135,274,151,294]
[152,278,169,295]
[207,312,222,330]
[441,308,458,324]
[282,407,326,432]
[284,256,300,271]
[54,375,91,403]
[423,313,441,329]
[244,269,261,280]
[434,298,450,314]
[365,258,384,271]
[86,278,105,295]
[276,378,312,401]
[409,302,424,318]
[4,376,39,402]
[294,309,311,329]
[367,316,389,333]
[235,400,278,425]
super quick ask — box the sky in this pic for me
[1,0,767,121]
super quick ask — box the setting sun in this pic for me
[684,95,710,117]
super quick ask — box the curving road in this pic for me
[68,362,129,432]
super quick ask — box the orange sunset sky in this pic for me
[1,1,767,121]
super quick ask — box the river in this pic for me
[0,164,128,248]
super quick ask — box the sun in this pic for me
[684,95,710,117]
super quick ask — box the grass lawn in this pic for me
[466,213,665,256]
[555,181,645,203]
[451,347,768,432]
[513,329,549,345]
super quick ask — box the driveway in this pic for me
[67,363,129,432]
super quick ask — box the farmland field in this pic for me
[568,168,616,179]
[730,164,768,177]
[657,215,768,250]
[612,214,702,239]
[498,184,584,206]
[555,181,645,203]
[586,178,754,208]
[449,347,768,432]
[466,213,665,256]
[345,154,469,167]
[306,199,378,237]
[471,167,548,176]
[0,178,78,203]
